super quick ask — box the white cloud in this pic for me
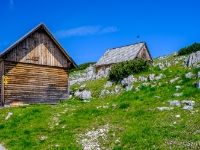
[55,25,118,38]
[55,26,101,38]
[10,0,13,8]
[100,27,118,34]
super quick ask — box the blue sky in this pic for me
[0,0,200,64]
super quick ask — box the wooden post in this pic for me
[1,60,4,106]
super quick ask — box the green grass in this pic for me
[1,53,200,149]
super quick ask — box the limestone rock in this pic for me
[197,81,200,88]
[185,72,193,78]
[148,74,155,81]
[157,107,173,111]
[158,63,164,70]
[139,76,147,82]
[125,85,132,91]
[77,78,86,84]
[121,75,136,86]
[170,77,179,83]
[142,82,149,87]
[104,81,113,88]
[181,100,195,106]
[168,100,181,107]
[100,90,105,97]
[182,106,193,111]
[70,80,78,85]
[115,86,121,93]
[155,74,165,81]
[105,90,110,95]
[79,90,92,100]
[0,144,7,150]
[187,51,200,67]
[74,90,82,97]
[175,86,181,90]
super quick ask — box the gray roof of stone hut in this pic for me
[95,42,145,66]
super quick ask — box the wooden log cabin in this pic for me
[0,23,77,106]
[95,42,152,73]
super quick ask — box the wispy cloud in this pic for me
[55,25,118,38]
[9,0,13,8]
[100,27,118,34]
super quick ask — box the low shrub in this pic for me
[178,42,200,55]
[108,58,150,81]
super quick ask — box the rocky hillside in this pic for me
[1,51,200,149]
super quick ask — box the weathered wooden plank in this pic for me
[4,61,69,104]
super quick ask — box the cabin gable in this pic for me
[4,29,68,68]
[136,44,152,61]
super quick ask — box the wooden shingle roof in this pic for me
[95,42,146,66]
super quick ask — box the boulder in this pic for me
[197,81,200,88]
[170,77,179,83]
[70,80,78,85]
[175,85,181,90]
[168,100,181,107]
[185,72,193,78]
[157,107,173,111]
[121,75,136,86]
[115,86,121,93]
[74,90,82,97]
[105,90,110,95]
[77,78,86,84]
[181,100,195,106]
[139,76,147,82]
[155,74,165,81]
[148,74,155,81]
[165,61,171,67]
[79,90,92,100]
[183,106,193,111]
[99,90,105,97]
[142,82,149,87]
[125,85,132,91]
[158,63,165,70]
[187,51,200,67]
[104,81,113,88]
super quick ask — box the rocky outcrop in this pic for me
[185,72,193,78]
[79,90,92,100]
[186,51,200,67]
[121,75,137,86]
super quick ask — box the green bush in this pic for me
[69,62,96,73]
[178,42,200,55]
[108,58,150,81]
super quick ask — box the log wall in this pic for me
[4,61,69,104]
[5,30,68,67]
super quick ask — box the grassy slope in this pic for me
[1,54,200,149]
